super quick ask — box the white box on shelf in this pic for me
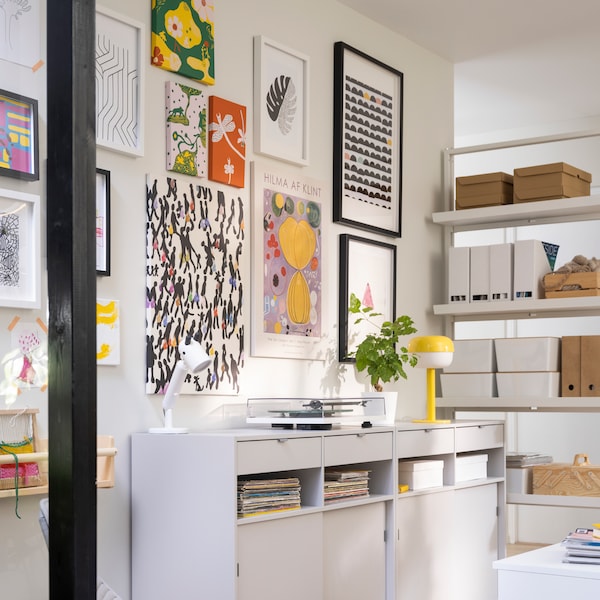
[513,239,552,300]
[496,372,560,397]
[490,243,513,301]
[470,245,490,302]
[398,459,444,490]
[506,467,533,494]
[495,337,561,372]
[440,373,497,397]
[455,454,488,482]
[448,246,470,303]
[443,339,496,373]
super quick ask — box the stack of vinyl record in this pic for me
[237,477,301,517]
[324,469,370,504]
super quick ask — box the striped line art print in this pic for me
[95,9,143,156]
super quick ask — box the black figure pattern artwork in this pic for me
[146,175,245,395]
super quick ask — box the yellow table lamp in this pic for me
[408,335,454,424]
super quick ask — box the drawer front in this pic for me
[396,428,454,458]
[455,424,503,452]
[323,431,392,466]
[237,437,321,475]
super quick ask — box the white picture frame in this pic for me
[0,188,40,309]
[253,36,309,166]
[95,6,145,157]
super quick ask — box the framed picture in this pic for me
[338,234,396,362]
[96,168,111,276]
[151,0,215,85]
[0,89,39,181]
[253,36,309,166]
[333,42,403,237]
[96,6,145,157]
[0,188,40,308]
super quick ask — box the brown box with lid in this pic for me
[455,172,513,210]
[513,162,591,203]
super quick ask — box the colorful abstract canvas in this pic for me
[146,175,246,395]
[97,299,120,366]
[208,96,246,188]
[151,0,215,85]
[165,81,208,176]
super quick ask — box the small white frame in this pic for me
[0,188,40,308]
[95,6,145,157]
[253,36,309,166]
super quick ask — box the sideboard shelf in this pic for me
[437,396,600,413]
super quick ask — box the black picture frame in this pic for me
[333,42,403,237]
[0,89,39,181]
[96,168,111,276]
[339,234,397,362]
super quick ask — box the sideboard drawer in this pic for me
[323,431,392,466]
[237,437,322,475]
[396,428,454,458]
[455,424,503,452]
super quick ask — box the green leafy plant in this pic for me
[348,292,418,391]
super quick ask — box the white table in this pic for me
[494,543,600,599]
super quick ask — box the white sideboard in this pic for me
[131,420,504,600]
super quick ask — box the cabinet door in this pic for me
[323,503,387,600]
[453,484,499,600]
[237,513,323,600]
[396,490,455,600]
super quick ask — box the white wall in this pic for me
[0,1,453,598]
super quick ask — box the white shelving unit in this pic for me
[434,131,600,515]
[131,421,504,600]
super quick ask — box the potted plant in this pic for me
[348,292,418,392]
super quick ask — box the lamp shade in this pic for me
[408,335,454,369]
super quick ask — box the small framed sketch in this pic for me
[338,234,396,362]
[253,36,309,166]
[333,42,403,237]
[0,188,40,308]
[96,6,145,156]
[0,89,39,181]
[96,168,111,276]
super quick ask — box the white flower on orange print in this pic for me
[192,0,215,23]
[224,157,235,184]
[209,113,245,161]
[166,15,184,40]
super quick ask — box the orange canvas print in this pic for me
[208,96,246,188]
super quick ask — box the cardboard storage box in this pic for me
[398,459,444,490]
[440,373,497,397]
[561,335,600,397]
[443,339,496,373]
[506,467,533,494]
[514,162,591,203]
[455,454,488,482]
[533,454,600,496]
[495,337,561,372]
[455,172,513,210]
[496,372,560,397]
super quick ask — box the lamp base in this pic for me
[412,418,451,424]
[148,426,189,434]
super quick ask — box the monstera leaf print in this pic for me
[266,75,297,135]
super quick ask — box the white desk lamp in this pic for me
[149,334,211,434]
[408,335,454,424]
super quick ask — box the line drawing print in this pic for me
[0,0,40,68]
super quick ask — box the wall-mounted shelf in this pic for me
[0,435,117,499]
[437,396,600,413]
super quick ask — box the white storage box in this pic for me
[443,339,496,373]
[495,337,561,372]
[440,373,497,397]
[506,467,532,495]
[496,372,560,397]
[398,459,444,490]
[513,239,552,300]
[455,454,488,482]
